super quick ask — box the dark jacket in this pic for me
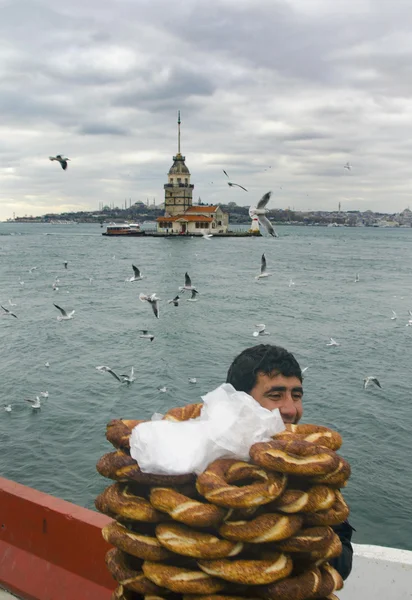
[330,520,354,580]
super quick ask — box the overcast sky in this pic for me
[1,0,412,219]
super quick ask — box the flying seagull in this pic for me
[202,232,213,240]
[391,311,397,320]
[354,273,360,282]
[168,295,180,306]
[29,266,38,273]
[253,323,270,337]
[49,155,70,170]
[179,272,197,292]
[249,192,278,237]
[223,170,248,191]
[140,329,155,341]
[53,303,75,321]
[139,293,160,318]
[256,253,272,279]
[344,162,351,171]
[96,366,123,383]
[158,386,167,393]
[40,391,49,398]
[326,338,340,346]
[187,289,199,302]
[127,265,143,282]
[26,397,41,410]
[364,376,382,389]
[1,305,18,318]
[120,367,135,385]
[64,261,68,269]
[8,299,16,307]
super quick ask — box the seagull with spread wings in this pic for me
[127,265,143,282]
[249,191,278,237]
[168,295,180,306]
[96,366,125,383]
[179,272,197,292]
[255,254,272,279]
[364,376,382,390]
[187,289,199,302]
[49,155,70,170]
[223,169,248,192]
[53,304,75,321]
[139,293,160,318]
[140,329,155,341]
[1,305,17,318]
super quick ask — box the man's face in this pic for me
[249,371,303,424]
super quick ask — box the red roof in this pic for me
[185,205,218,213]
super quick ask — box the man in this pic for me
[226,343,354,580]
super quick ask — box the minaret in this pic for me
[163,111,194,217]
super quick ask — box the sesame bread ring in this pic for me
[276,526,335,553]
[103,521,173,562]
[96,483,164,523]
[270,485,336,514]
[142,562,225,594]
[256,566,322,600]
[250,440,339,477]
[311,458,351,488]
[305,534,343,566]
[303,491,349,527]
[106,549,167,595]
[275,424,342,451]
[218,512,303,543]
[150,487,226,528]
[198,553,293,585]
[317,564,344,596]
[96,450,194,486]
[107,419,145,450]
[196,459,286,508]
[155,523,243,559]
[163,403,203,422]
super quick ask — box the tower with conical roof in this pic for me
[163,111,194,217]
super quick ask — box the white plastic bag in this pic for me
[129,383,285,475]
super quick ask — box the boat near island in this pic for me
[0,476,411,600]
[102,223,145,236]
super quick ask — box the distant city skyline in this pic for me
[2,0,412,220]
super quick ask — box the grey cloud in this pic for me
[78,123,129,136]
[113,69,216,108]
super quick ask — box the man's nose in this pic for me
[279,395,297,422]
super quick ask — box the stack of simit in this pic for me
[95,402,350,600]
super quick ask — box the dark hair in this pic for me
[226,344,302,394]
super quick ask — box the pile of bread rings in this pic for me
[96,402,351,600]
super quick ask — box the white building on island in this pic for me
[156,112,229,235]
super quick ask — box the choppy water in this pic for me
[1,222,412,550]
